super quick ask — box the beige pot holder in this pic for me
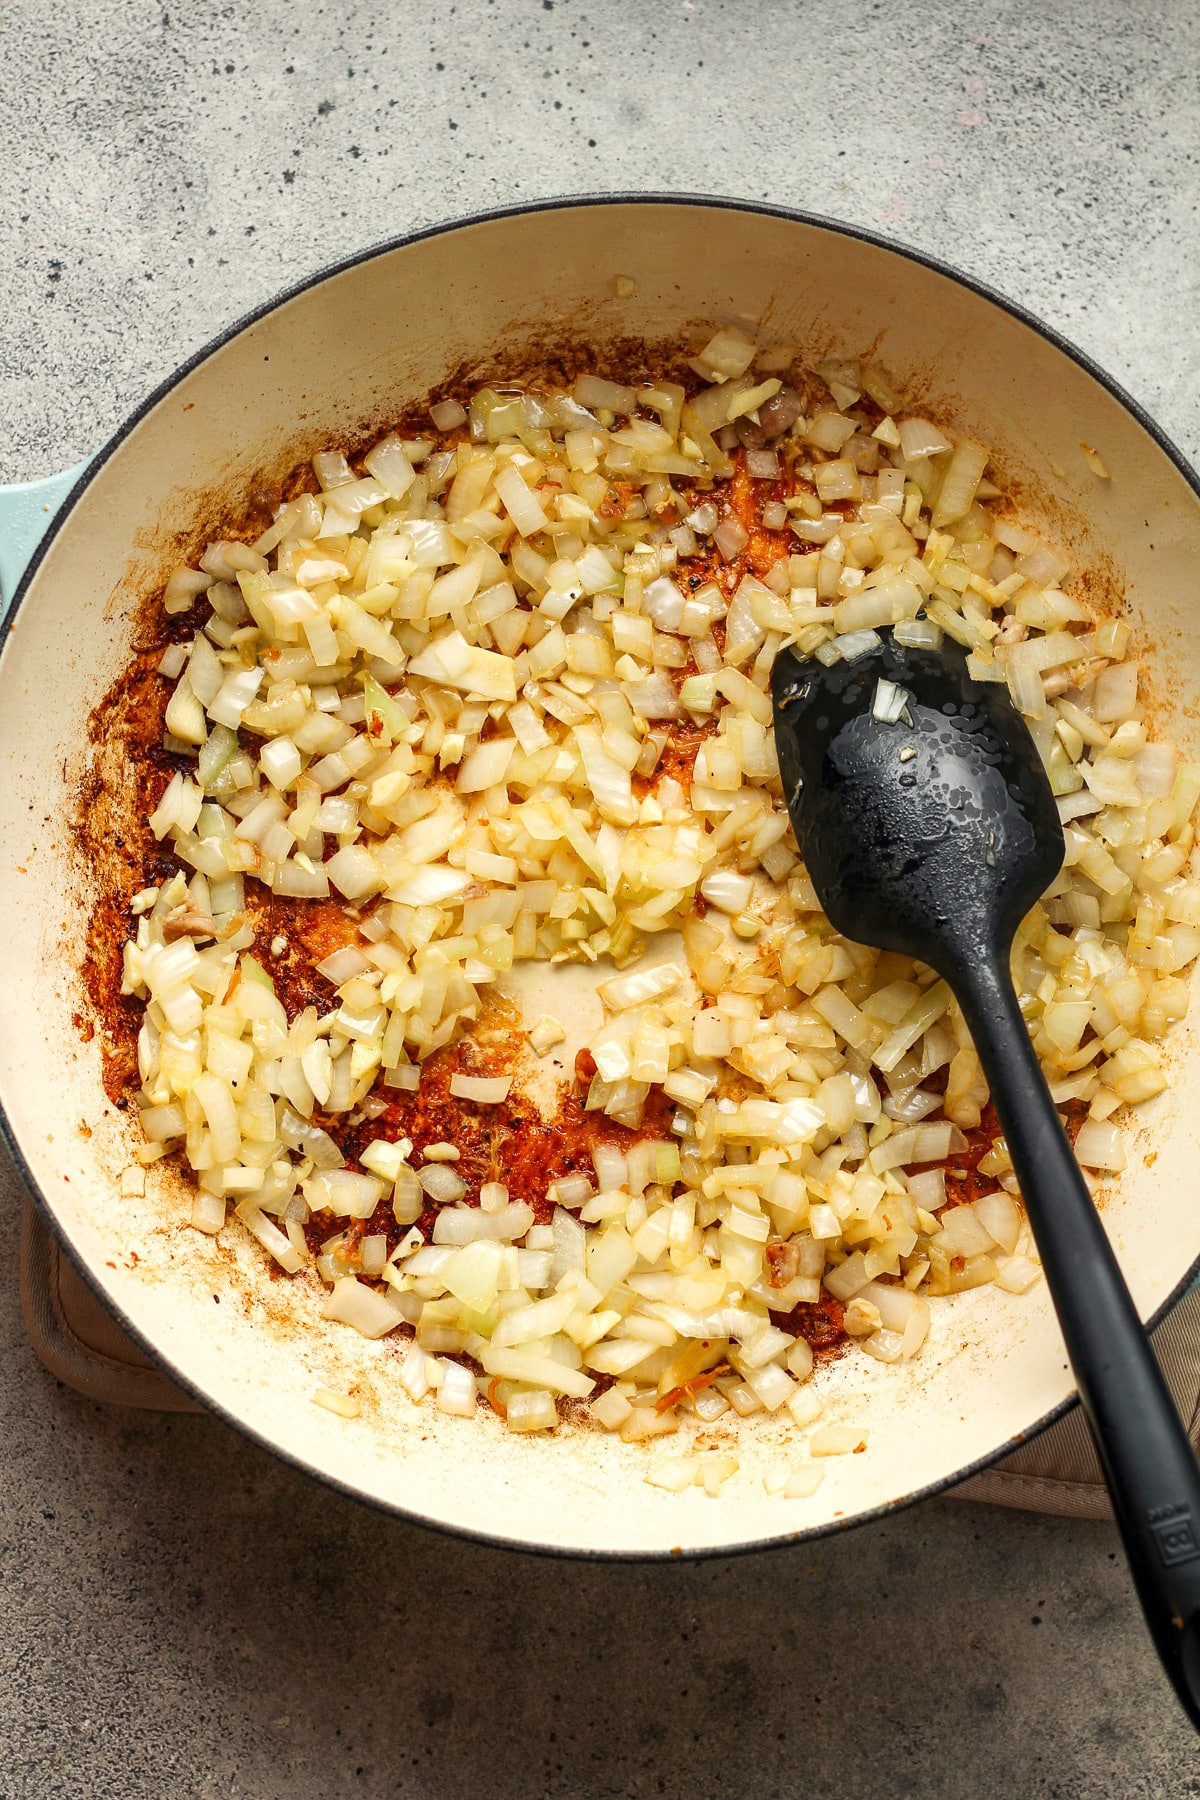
[20,1199,1200,1520]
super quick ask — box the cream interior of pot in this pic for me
[3,201,1199,1555]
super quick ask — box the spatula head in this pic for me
[771,633,1065,976]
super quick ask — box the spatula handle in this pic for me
[954,951,1200,1729]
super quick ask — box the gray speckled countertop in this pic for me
[2,2,1200,1794]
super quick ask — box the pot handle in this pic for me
[0,461,92,616]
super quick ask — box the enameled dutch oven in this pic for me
[3,196,1200,1557]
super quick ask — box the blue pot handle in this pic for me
[0,460,92,616]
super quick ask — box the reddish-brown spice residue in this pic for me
[598,479,640,520]
[942,1102,1005,1208]
[940,1096,1085,1211]
[293,901,365,966]
[78,608,222,1105]
[636,716,718,800]
[781,1292,847,1354]
[723,453,796,578]
[300,1031,679,1260]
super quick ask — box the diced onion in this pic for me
[120,335,1198,1483]
[448,1073,512,1104]
[430,398,468,431]
[419,1165,470,1205]
[1074,1118,1126,1172]
[506,1389,558,1433]
[322,1277,407,1339]
[714,518,749,561]
[871,679,911,724]
[833,629,882,663]
[897,418,952,459]
[810,1425,869,1457]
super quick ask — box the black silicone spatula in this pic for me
[771,629,1200,1729]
